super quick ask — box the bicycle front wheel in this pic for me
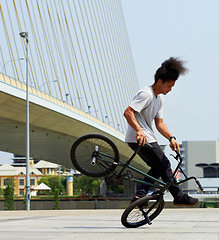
[121,194,164,228]
[70,133,120,177]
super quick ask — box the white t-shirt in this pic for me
[125,86,164,143]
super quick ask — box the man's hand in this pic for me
[169,138,180,153]
[136,130,147,146]
[124,107,148,146]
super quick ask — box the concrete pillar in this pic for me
[66,175,73,196]
[123,179,137,198]
[100,177,107,197]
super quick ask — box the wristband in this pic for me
[169,136,176,142]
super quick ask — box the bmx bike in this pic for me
[70,133,204,228]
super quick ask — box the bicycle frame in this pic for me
[98,145,204,194]
[118,159,168,192]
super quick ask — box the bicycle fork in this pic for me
[140,194,162,225]
[142,211,152,225]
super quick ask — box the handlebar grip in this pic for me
[174,149,180,156]
[137,139,153,149]
[196,180,204,192]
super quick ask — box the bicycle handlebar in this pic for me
[171,150,204,193]
[174,149,181,158]
[137,139,153,149]
[196,179,204,192]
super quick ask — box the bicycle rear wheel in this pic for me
[121,194,164,228]
[70,133,120,177]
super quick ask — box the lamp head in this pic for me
[19,32,29,42]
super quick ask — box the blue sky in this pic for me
[121,0,219,146]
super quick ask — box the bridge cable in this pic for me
[96,0,122,128]
[66,0,90,110]
[0,4,19,80]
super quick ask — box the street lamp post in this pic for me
[19,31,30,211]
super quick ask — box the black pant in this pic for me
[128,142,184,200]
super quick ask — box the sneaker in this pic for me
[173,194,199,206]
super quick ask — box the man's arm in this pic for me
[124,106,147,146]
[155,117,180,152]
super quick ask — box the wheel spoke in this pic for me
[121,195,164,228]
[71,134,119,177]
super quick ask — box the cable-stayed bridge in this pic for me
[0,0,144,170]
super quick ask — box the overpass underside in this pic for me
[0,0,147,178]
[0,76,148,176]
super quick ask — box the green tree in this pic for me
[38,175,65,195]
[91,180,100,195]
[4,178,14,188]
[53,188,60,210]
[0,186,3,196]
[4,185,14,210]
[74,175,100,196]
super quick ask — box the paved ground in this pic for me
[0,208,219,240]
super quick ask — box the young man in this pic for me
[124,57,199,206]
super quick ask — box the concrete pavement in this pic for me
[0,208,219,240]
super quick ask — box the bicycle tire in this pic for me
[121,194,164,228]
[70,133,120,177]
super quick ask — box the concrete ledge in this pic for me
[1,198,218,210]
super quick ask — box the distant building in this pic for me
[0,159,61,196]
[12,155,38,167]
[0,164,43,196]
[179,140,219,193]
[34,160,60,175]
[0,156,77,196]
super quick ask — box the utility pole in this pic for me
[19,31,30,211]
